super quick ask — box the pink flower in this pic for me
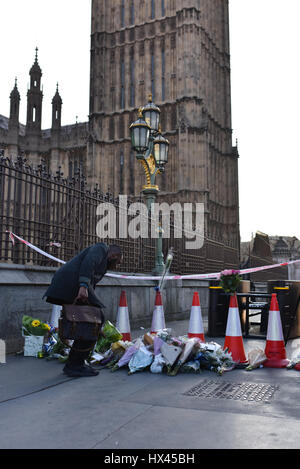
[221,269,240,276]
[221,269,233,276]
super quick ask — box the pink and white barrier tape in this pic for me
[5,231,300,281]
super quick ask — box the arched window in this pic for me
[151,0,155,19]
[119,115,124,138]
[130,52,135,107]
[119,150,124,194]
[161,0,165,16]
[121,0,125,27]
[109,117,115,140]
[120,59,125,109]
[151,53,155,101]
[130,0,135,25]
[161,49,165,101]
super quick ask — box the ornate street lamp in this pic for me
[129,95,169,275]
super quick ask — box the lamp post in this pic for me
[130,94,169,275]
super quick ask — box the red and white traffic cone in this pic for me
[116,290,132,342]
[264,293,289,368]
[151,290,166,334]
[224,294,248,364]
[188,292,205,342]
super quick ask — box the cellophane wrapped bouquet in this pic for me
[91,325,235,377]
[219,269,241,294]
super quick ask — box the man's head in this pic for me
[107,244,122,270]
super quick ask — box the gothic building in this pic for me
[0,0,240,251]
[0,49,88,177]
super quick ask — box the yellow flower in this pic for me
[42,323,51,331]
[31,320,41,327]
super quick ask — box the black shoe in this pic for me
[63,364,99,377]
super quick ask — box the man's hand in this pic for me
[74,286,89,304]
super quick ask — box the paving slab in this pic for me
[93,405,300,449]
[0,319,300,450]
[0,356,72,403]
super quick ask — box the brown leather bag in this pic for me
[59,303,104,342]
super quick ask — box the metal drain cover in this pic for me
[183,379,279,402]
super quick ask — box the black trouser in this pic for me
[67,339,97,368]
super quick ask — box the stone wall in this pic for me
[0,263,209,354]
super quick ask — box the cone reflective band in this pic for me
[151,291,166,334]
[223,294,247,364]
[116,291,131,341]
[264,293,289,368]
[188,292,205,341]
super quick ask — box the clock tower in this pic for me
[89,0,239,249]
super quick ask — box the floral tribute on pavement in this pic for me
[91,322,236,376]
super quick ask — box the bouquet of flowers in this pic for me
[95,320,123,353]
[219,269,241,294]
[128,345,153,374]
[245,347,267,371]
[22,315,55,358]
[167,338,199,376]
[22,315,51,336]
[111,344,138,372]
[44,332,69,360]
[195,342,235,375]
[89,327,237,377]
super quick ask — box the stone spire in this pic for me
[9,78,20,129]
[26,48,43,136]
[52,83,63,130]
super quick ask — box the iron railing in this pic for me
[0,155,240,274]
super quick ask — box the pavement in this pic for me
[1,318,300,450]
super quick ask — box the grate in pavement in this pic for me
[183,379,279,402]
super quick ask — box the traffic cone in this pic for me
[116,291,132,341]
[188,292,205,341]
[224,294,248,364]
[151,290,166,334]
[263,293,289,368]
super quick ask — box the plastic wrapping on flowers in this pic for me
[95,320,123,353]
[286,347,300,369]
[167,338,199,376]
[94,327,236,377]
[194,342,235,375]
[110,345,138,372]
[219,269,241,294]
[128,345,153,374]
[22,315,69,360]
[22,315,51,337]
[245,347,267,371]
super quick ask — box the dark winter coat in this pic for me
[44,243,109,308]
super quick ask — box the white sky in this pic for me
[0,0,299,242]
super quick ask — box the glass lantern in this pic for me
[153,130,169,167]
[129,109,151,153]
[142,94,160,133]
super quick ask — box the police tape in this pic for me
[5,231,300,282]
